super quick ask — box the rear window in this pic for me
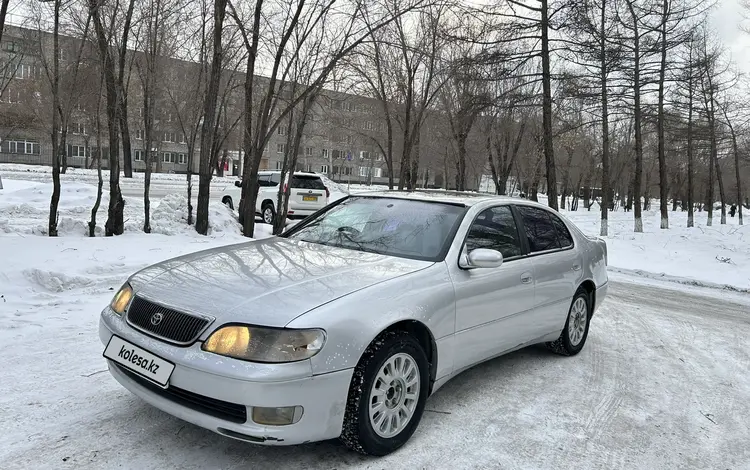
[291,175,325,190]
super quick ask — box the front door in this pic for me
[451,205,537,372]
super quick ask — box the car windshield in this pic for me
[285,196,466,261]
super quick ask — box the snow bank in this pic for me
[0,178,242,237]
[563,208,750,292]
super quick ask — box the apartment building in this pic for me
[0,24,404,187]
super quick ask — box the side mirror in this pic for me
[460,248,504,269]
[234,181,241,187]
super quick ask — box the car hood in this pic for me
[128,237,432,328]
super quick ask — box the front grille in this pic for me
[126,296,211,345]
[114,364,247,424]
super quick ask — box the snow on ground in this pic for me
[1,175,750,468]
[564,208,750,292]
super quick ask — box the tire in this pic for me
[222,196,233,210]
[261,202,275,225]
[547,288,591,356]
[340,331,429,456]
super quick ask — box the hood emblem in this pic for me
[150,312,164,326]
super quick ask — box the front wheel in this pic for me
[340,331,429,456]
[547,289,590,356]
[261,203,275,225]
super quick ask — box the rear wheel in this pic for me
[547,289,590,356]
[221,196,233,210]
[341,331,429,456]
[261,202,275,225]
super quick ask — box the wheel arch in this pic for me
[364,320,438,395]
[578,279,596,316]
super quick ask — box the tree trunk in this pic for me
[541,0,558,211]
[117,0,136,178]
[48,0,62,237]
[195,0,228,235]
[410,130,421,190]
[119,99,134,178]
[657,0,669,229]
[90,0,124,236]
[89,90,103,237]
[687,70,695,228]
[186,142,194,225]
[627,1,643,232]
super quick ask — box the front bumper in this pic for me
[99,308,353,445]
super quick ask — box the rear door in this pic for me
[515,205,582,336]
[290,175,327,211]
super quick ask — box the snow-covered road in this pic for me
[1,279,748,469]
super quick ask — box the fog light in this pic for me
[251,406,303,426]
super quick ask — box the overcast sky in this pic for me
[5,0,750,73]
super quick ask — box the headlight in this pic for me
[202,325,325,363]
[110,283,133,315]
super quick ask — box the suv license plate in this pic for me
[302,196,318,202]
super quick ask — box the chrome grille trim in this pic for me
[125,295,214,346]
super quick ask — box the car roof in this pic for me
[258,170,320,178]
[349,189,523,207]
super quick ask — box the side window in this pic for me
[517,206,561,253]
[465,206,523,259]
[549,213,574,248]
[257,174,271,186]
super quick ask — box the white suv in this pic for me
[221,171,330,224]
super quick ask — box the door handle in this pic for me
[572,264,581,272]
[521,272,533,284]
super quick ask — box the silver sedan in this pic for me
[100,191,608,456]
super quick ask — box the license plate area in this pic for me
[103,335,175,388]
[302,196,318,202]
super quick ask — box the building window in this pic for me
[305,147,313,157]
[135,129,143,140]
[3,41,20,53]
[72,122,86,135]
[166,113,173,122]
[275,161,283,170]
[180,133,186,143]
[178,153,187,164]
[70,145,87,158]
[360,151,371,160]
[278,126,286,136]
[2,88,20,103]
[134,150,144,161]
[321,149,329,159]
[1,140,41,155]
[162,152,175,163]
[139,107,144,118]
[364,121,374,131]
[305,164,312,172]
[59,49,68,61]
[163,132,175,143]
[376,153,384,161]
[320,165,329,174]
[346,135,354,145]
[277,143,286,154]
[359,166,370,177]
[373,168,382,178]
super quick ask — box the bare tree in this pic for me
[623,0,646,232]
[89,0,125,235]
[229,0,427,237]
[89,77,104,237]
[47,0,62,237]
[195,0,228,235]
